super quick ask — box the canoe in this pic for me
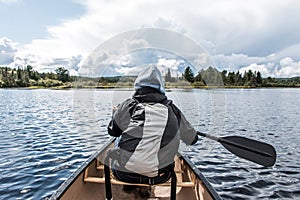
[50,138,221,200]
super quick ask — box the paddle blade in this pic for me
[220,136,276,167]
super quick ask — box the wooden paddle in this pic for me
[197,131,276,167]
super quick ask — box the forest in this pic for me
[0,65,299,88]
[181,66,300,87]
[0,66,72,88]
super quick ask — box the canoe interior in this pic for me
[51,138,221,200]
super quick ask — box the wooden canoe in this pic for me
[50,138,221,200]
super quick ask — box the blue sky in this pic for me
[1,0,300,77]
[0,0,84,43]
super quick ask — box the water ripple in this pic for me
[1,89,300,199]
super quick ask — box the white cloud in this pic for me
[238,57,300,78]
[115,66,142,76]
[213,53,272,72]
[277,57,300,77]
[0,37,17,65]
[157,58,184,71]
[239,63,275,77]
[156,58,187,77]
[1,0,300,78]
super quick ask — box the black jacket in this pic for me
[108,88,198,177]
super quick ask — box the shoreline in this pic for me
[1,85,299,90]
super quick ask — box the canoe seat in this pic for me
[84,164,195,188]
[84,175,195,188]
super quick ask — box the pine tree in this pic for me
[55,67,70,83]
[165,68,173,82]
[256,71,263,85]
[183,66,194,83]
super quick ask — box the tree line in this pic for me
[1,65,299,88]
[182,66,300,87]
[0,66,71,88]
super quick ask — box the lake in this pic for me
[0,88,299,199]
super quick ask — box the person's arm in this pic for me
[172,104,198,145]
[179,112,198,145]
[108,118,122,137]
[107,105,122,137]
[107,99,132,137]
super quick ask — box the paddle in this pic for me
[197,131,276,167]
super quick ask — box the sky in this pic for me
[1,0,300,77]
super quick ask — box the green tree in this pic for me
[194,72,202,82]
[235,71,243,86]
[221,70,228,85]
[201,67,222,86]
[165,68,173,82]
[242,70,255,86]
[1,67,8,87]
[256,71,263,85]
[55,67,70,82]
[183,66,194,83]
[17,67,22,80]
[26,65,33,79]
[227,72,235,85]
[193,71,206,86]
[249,75,257,86]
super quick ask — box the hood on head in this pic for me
[134,65,165,94]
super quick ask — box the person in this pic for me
[107,65,198,197]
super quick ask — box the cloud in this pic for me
[77,28,214,77]
[277,43,300,61]
[187,0,300,56]
[1,0,300,78]
[153,17,187,34]
[157,58,184,71]
[0,37,17,65]
[277,57,300,77]
[6,46,82,75]
[115,66,142,76]
[213,53,273,72]
[239,63,275,77]
[238,57,300,78]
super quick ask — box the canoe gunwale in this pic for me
[49,138,116,199]
[179,154,221,200]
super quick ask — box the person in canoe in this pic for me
[107,65,198,197]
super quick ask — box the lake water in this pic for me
[0,88,299,199]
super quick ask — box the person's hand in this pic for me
[112,105,118,115]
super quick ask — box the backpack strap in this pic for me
[104,152,112,200]
[170,169,177,200]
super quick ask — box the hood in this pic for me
[134,87,167,103]
[134,65,165,94]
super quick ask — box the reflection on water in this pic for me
[0,88,299,199]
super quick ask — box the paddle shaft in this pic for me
[197,132,219,141]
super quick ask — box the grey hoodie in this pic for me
[134,65,165,94]
[108,65,198,177]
